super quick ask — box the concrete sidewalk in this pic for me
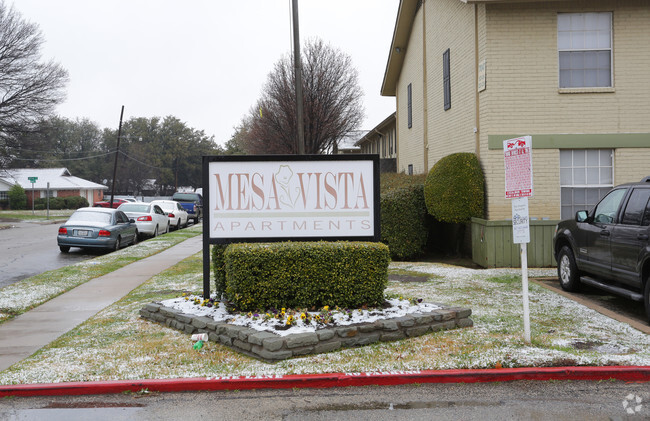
[0,235,203,372]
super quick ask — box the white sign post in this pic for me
[504,136,533,344]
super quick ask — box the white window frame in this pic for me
[560,149,613,219]
[557,12,613,89]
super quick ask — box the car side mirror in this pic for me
[576,210,588,223]
[129,218,136,223]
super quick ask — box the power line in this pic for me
[10,151,116,161]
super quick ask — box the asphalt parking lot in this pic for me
[533,277,650,334]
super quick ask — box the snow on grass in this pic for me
[0,226,201,324]
[1,256,649,385]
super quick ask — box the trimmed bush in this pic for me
[424,153,485,223]
[380,184,429,260]
[64,196,89,209]
[223,241,390,312]
[211,244,228,295]
[380,172,427,193]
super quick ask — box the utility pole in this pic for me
[110,106,124,208]
[292,0,305,155]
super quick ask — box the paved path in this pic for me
[0,235,203,372]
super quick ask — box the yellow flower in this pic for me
[323,306,329,311]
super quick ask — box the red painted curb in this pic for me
[1,366,649,397]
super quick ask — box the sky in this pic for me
[11,0,399,146]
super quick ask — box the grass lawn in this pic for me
[1,246,649,385]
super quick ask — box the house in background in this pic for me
[0,168,108,208]
[356,112,397,173]
[382,0,650,267]
[328,130,367,154]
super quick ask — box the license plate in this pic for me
[76,230,90,237]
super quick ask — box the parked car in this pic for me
[57,207,138,253]
[114,195,138,203]
[172,192,203,224]
[553,176,650,320]
[151,200,189,230]
[117,202,169,239]
[94,198,130,208]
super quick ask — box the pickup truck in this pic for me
[553,176,650,321]
[172,192,203,224]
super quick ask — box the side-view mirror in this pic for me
[129,218,136,223]
[576,210,588,223]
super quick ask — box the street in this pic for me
[1,380,648,420]
[0,221,97,288]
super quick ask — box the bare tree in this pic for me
[0,1,68,145]
[245,38,364,154]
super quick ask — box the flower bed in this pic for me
[140,296,473,362]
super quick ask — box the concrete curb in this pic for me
[1,366,649,397]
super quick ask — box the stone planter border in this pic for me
[140,303,473,362]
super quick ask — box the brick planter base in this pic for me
[140,303,473,363]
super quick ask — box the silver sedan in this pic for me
[117,202,170,239]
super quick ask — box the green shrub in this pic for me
[211,244,228,295]
[64,196,89,209]
[380,184,429,260]
[424,153,485,223]
[380,172,427,193]
[34,204,46,210]
[8,184,27,210]
[223,241,390,311]
[47,197,66,210]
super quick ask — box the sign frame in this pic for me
[201,154,381,298]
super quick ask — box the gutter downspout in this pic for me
[422,0,429,172]
[474,4,481,158]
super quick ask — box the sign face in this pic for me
[203,155,379,243]
[503,136,533,199]
[28,177,38,183]
[511,197,530,244]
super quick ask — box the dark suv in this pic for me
[553,176,650,320]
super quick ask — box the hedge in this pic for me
[379,172,429,260]
[424,153,485,223]
[222,241,390,312]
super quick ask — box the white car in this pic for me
[151,200,189,230]
[117,202,169,239]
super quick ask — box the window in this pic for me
[593,188,626,224]
[408,164,413,175]
[443,49,451,110]
[0,191,7,201]
[560,149,613,219]
[407,83,412,128]
[621,189,650,226]
[558,12,612,88]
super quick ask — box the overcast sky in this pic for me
[12,0,399,145]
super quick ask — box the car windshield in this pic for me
[120,204,150,213]
[68,210,112,224]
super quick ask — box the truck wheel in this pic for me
[557,246,580,292]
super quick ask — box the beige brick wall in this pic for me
[396,6,426,174]
[614,149,650,185]
[480,0,650,220]
[426,0,477,167]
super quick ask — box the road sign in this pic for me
[503,136,532,199]
[28,177,38,183]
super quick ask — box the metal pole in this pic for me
[292,0,305,155]
[521,243,531,344]
[46,182,50,220]
[110,106,125,207]
[31,182,35,215]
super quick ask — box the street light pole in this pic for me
[292,0,305,155]
[109,106,125,208]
